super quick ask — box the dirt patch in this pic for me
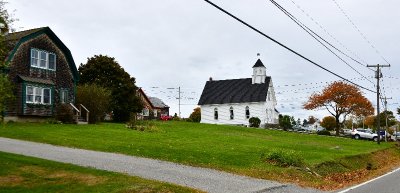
[18,165,105,186]
[0,175,24,187]
[47,171,105,186]
[19,165,48,175]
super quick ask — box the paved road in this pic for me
[336,168,400,193]
[0,137,324,193]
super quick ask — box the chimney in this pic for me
[209,77,213,81]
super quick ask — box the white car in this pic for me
[351,129,379,141]
[390,132,400,141]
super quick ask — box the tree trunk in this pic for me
[335,116,340,136]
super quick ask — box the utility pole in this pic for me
[178,86,181,118]
[368,64,390,144]
[381,97,392,142]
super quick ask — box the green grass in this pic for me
[0,151,202,193]
[0,121,396,188]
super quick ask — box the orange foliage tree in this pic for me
[304,81,374,135]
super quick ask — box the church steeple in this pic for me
[252,59,266,84]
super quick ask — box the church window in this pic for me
[245,106,250,119]
[214,108,218,120]
[230,107,234,120]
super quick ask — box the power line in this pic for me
[288,0,371,70]
[332,0,391,66]
[269,0,375,84]
[203,0,376,93]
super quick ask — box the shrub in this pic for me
[55,104,75,124]
[76,84,111,124]
[249,117,261,128]
[126,114,159,132]
[317,130,331,136]
[189,107,201,122]
[261,149,304,167]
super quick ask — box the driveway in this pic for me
[0,137,324,193]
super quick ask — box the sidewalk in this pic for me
[0,137,323,193]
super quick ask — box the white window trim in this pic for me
[26,85,52,105]
[30,48,57,71]
[60,89,68,104]
[143,108,149,116]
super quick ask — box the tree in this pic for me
[78,55,142,122]
[302,119,308,126]
[279,114,292,130]
[364,115,376,129]
[0,2,16,123]
[76,84,111,124]
[304,81,374,135]
[189,107,201,122]
[0,74,13,122]
[377,110,396,128]
[308,116,317,124]
[320,116,336,131]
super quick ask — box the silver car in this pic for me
[351,129,379,141]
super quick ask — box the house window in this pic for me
[154,110,158,117]
[143,108,149,116]
[31,50,39,67]
[26,86,52,104]
[60,89,68,104]
[34,87,42,103]
[26,86,34,102]
[214,108,218,120]
[30,48,56,71]
[229,107,234,120]
[245,106,250,119]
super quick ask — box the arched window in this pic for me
[245,106,250,119]
[214,108,218,120]
[230,107,234,120]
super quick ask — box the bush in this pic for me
[261,149,304,167]
[76,84,111,124]
[317,130,331,136]
[126,114,159,132]
[249,117,261,128]
[55,104,75,124]
[189,107,201,122]
[172,116,181,121]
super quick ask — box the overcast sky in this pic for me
[7,0,400,120]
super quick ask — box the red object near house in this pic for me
[161,115,171,121]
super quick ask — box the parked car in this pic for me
[390,132,400,141]
[351,129,379,141]
[342,129,352,136]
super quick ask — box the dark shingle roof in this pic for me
[149,97,169,108]
[5,27,46,42]
[198,77,271,105]
[18,75,54,85]
[252,59,265,68]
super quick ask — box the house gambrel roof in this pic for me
[198,77,271,105]
[5,27,79,81]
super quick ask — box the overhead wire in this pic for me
[203,0,376,93]
[268,0,375,86]
[331,0,391,66]
[288,0,372,70]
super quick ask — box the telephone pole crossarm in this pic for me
[367,64,390,144]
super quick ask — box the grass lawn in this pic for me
[0,151,202,193]
[1,121,399,190]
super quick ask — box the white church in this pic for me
[198,58,279,127]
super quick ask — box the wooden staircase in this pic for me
[69,103,90,124]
